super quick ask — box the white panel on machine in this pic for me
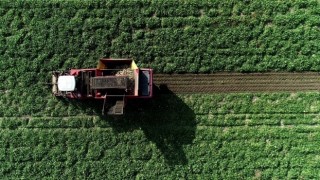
[57,75,76,91]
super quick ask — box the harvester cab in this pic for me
[52,58,153,115]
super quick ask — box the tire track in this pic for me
[153,73,320,93]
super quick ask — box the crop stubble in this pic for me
[154,73,320,93]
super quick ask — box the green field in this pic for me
[2,93,320,178]
[1,0,320,179]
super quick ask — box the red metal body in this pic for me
[52,58,153,115]
[65,68,153,99]
[52,58,153,99]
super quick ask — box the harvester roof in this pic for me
[57,75,76,91]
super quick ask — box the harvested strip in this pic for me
[153,73,320,93]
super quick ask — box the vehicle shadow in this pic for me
[110,85,196,166]
[63,85,196,166]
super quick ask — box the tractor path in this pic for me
[153,72,320,93]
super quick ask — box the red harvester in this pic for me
[52,58,153,115]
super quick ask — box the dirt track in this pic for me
[153,73,320,93]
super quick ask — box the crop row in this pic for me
[1,0,320,76]
[2,116,320,143]
[1,118,320,179]
[182,92,320,114]
[1,113,320,130]
[0,92,320,117]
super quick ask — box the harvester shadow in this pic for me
[64,84,196,166]
[108,84,196,166]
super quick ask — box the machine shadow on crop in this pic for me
[116,84,196,166]
[107,84,196,166]
[67,84,196,166]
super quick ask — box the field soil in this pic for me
[154,72,320,93]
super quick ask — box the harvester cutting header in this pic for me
[52,58,153,115]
